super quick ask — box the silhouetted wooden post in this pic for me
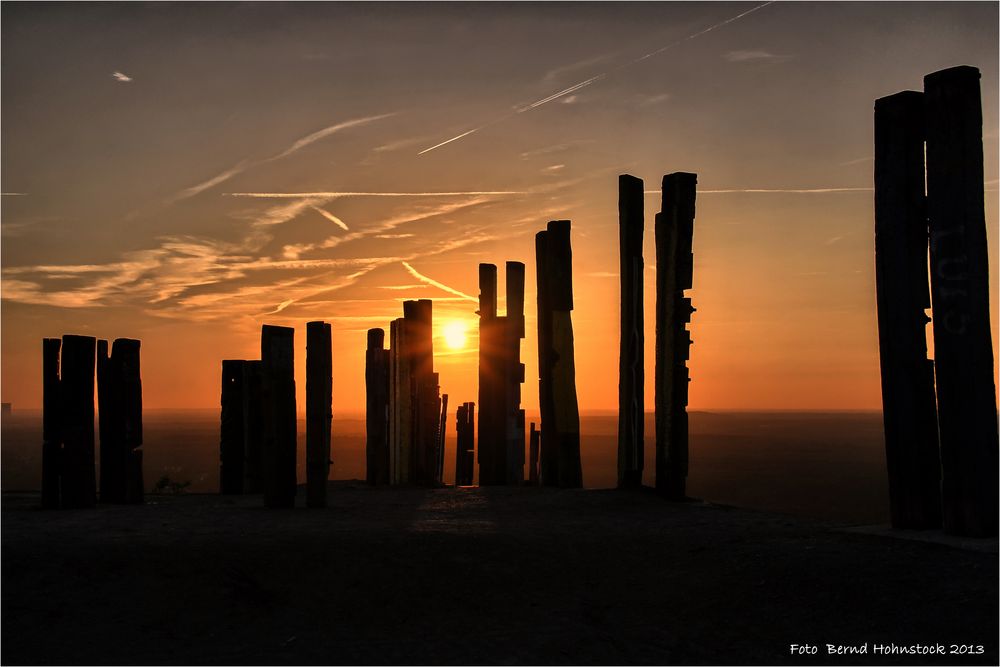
[505,262,526,485]
[535,232,558,486]
[438,393,449,483]
[242,360,264,493]
[389,317,412,484]
[41,338,61,509]
[478,264,505,485]
[261,325,296,508]
[655,174,697,500]
[219,360,246,495]
[528,422,539,485]
[97,340,119,501]
[114,339,143,504]
[924,65,999,537]
[618,174,645,488]
[366,328,389,485]
[455,402,475,485]
[306,321,332,508]
[406,299,438,485]
[539,220,582,488]
[874,90,942,529]
[60,335,96,508]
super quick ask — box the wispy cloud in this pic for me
[837,156,873,167]
[724,49,791,63]
[112,71,133,82]
[541,53,614,83]
[401,261,477,302]
[311,206,349,230]
[417,2,774,155]
[172,112,395,202]
[1,192,28,196]
[636,92,671,107]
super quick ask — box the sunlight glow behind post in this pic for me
[443,321,468,350]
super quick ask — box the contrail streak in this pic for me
[417,129,480,155]
[651,187,874,194]
[226,191,524,198]
[401,261,478,302]
[311,206,350,230]
[418,2,774,155]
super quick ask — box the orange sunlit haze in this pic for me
[2,2,997,413]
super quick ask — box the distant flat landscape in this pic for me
[1,410,887,524]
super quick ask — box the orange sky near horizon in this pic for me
[2,2,997,414]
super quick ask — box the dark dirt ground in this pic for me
[2,484,997,666]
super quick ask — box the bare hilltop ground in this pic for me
[3,484,997,666]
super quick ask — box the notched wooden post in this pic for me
[306,321,332,508]
[874,90,941,529]
[655,173,697,501]
[618,174,645,489]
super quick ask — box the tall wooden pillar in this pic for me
[618,174,645,488]
[97,338,142,504]
[455,402,475,486]
[924,65,999,537]
[389,317,412,484]
[874,91,942,529]
[655,173,697,500]
[261,325,296,508]
[478,264,505,485]
[438,393,449,483]
[41,338,62,509]
[59,335,97,508]
[242,360,264,493]
[366,328,390,485]
[220,359,246,495]
[405,299,438,486]
[535,233,557,486]
[505,262,526,485]
[536,220,582,488]
[306,321,332,508]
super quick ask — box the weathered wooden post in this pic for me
[478,264,505,485]
[219,359,246,495]
[536,220,583,488]
[438,393,449,483]
[528,422,540,485]
[116,339,143,504]
[366,328,390,485]
[389,317,412,484]
[261,325,297,508]
[655,173,697,500]
[306,321,332,508]
[59,334,97,508]
[505,262,526,485]
[455,401,476,485]
[41,338,62,509]
[535,233,557,486]
[874,90,942,529]
[618,174,645,488]
[242,360,264,493]
[103,338,143,504]
[924,65,999,537]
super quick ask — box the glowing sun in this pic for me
[443,321,467,350]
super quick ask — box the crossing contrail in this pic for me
[417,1,775,156]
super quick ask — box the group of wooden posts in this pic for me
[219,322,333,508]
[874,65,998,538]
[362,198,698,494]
[364,301,448,485]
[617,173,698,498]
[41,335,143,508]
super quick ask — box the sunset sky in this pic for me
[2,1,997,413]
